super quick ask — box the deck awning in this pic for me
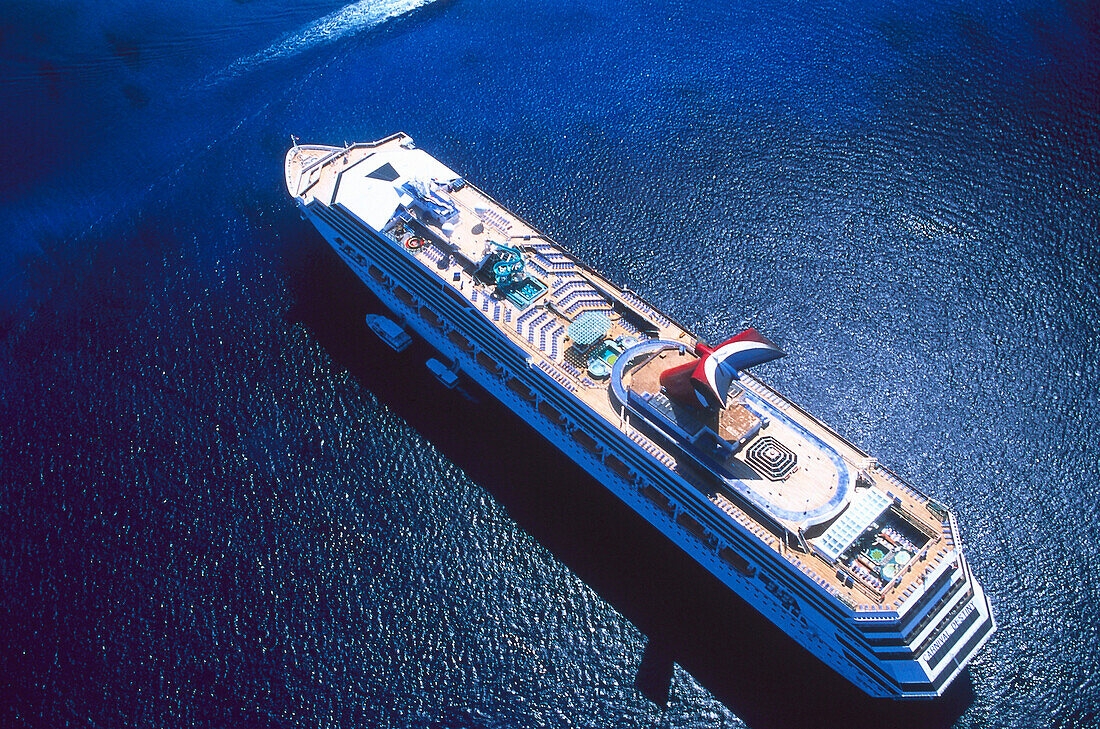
[568,312,611,347]
[815,488,894,562]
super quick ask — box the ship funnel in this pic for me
[660,328,785,410]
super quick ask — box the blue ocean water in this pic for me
[1,0,1097,726]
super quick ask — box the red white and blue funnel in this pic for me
[660,328,785,410]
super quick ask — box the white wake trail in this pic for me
[210,0,437,84]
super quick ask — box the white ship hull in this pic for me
[285,136,995,700]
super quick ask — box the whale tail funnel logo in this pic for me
[659,328,784,410]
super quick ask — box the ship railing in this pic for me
[738,374,790,412]
[300,141,361,177]
[787,554,846,600]
[536,359,578,393]
[626,428,677,470]
[298,133,409,178]
[873,464,931,507]
[618,291,672,328]
[711,493,780,551]
[945,509,960,550]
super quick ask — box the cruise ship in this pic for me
[283,133,995,699]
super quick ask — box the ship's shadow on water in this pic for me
[282,222,973,729]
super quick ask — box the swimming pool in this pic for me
[586,340,625,378]
[503,276,547,309]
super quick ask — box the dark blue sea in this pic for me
[1,1,1097,726]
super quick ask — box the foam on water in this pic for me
[207,0,440,85]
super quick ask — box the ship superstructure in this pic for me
[284,133,995,699]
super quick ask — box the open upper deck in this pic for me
[286,134,961,613]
